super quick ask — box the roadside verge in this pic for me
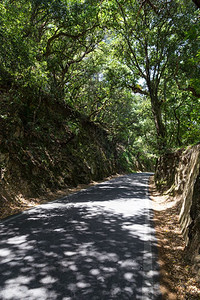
[149,176,200,299]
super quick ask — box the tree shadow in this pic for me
[59,173,153,204]
[0,173,161,300]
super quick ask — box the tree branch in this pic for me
[138,0,158,15]
[175,78,200,98]
[115,0,147,79]
[44,24,98,57]
[59,44,96,85]
[127,84,149,96]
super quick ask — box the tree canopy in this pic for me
[0,0,199,169]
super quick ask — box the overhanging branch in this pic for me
[127,84,149,96]
[44,24,98,57]
[176,79,200,98]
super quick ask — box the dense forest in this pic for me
[0,0,200,205]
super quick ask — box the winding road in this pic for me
[0,173,161,300]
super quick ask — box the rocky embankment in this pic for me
[0,93,121,219]
[155,144,200,277]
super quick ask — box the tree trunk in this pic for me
[149,91,166,151]
[145,75,166,150]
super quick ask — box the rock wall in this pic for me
[155,144,200,274]
[0,93,122,218]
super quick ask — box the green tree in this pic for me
[1,0,199,172]
[102,0,198,151]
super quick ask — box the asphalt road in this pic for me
[0,173,161,300]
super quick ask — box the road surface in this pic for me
[0,173,161,299]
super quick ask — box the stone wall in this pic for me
[155,144,200,275]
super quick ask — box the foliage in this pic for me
[0,0,200,185]
[100,0,200,151]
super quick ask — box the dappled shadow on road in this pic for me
[0,173,160,300]
[61,173,150,204]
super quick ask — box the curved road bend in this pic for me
[0,173,161,300]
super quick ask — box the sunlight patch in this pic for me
[101,267,116,273]
[89,268,100,276]
[0,285,56,300]
[0,248,12,257]
[0,280,53,300]
[124,286,134,294]
[7,235,27,245]
[119,259,138,269]
[69,264,78,271]
[124,272,134,281]
[40,276,57,284]
[6,276,31,285]
[64,251,77,256]
[54,228,65,232]
[76,282,90,288]
[123,223,151,241]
